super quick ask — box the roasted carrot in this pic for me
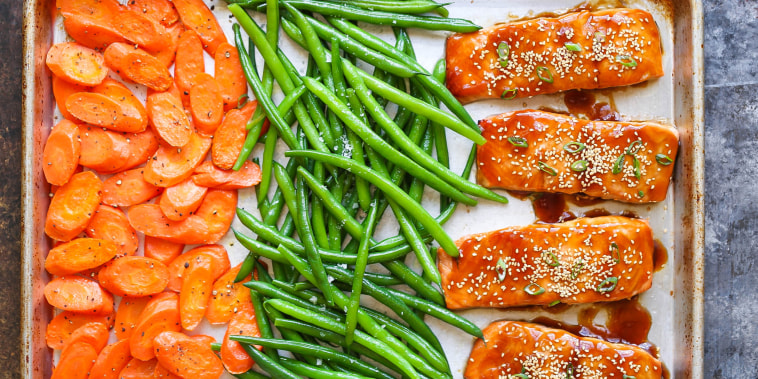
[115,296,152,341]
[45,237,119,276]
[91,77,150,133]
[189,73,224,136]
[43,119,81,186]
[112,5,173,52]
[45,171,102,241]
[62,321,110,352]
[221,304,261,374]
[191,334,217,346]
[153,331,224,379]
[126,0,179,27]
[192,160,262,190]
[99,256,170,297]
[76,125,128,174]
[129,292,181,361]
[89,339,132,379]
[151,22,183,68]
[143,132,211,187]
[46,42,108,86]
[154,363,182,379]
[211,101,257,170]
[46,311,114,350]
[206,263,252,325]
[159,178,208,221]
[146,91,193,147]
[144,236,184,265]
[53,75,91,120]
[122,129,161,170]
[61,12,127,51]
[51,341,98,379]
[102,168,163,207]
[215,42,247,110]
[179,254,214,330]
[172,0,227,54]
[165,244,230,292]
[86,205,139,256]
[119,358,159,378]
[190,189,238,243]
[67,85,148,134]
[104,42,173,91]
[174,29,205,99]
[44,275,114,315]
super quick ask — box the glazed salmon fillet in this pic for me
[465,321,663,379]
[446,8,664,103]
[438,216,654,309]
[476,109,678,203]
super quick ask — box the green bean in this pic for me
[382,260,444,306]
[407,127,433,204]
[283,2,331,77]
[234,253,257,283]
[234,371,271,379]
[258,129,278,206]
[320,0,449,14]
[297,166,364,240]
[360,307,448,367]
[386,287,483,339]
[240,343,300,379]
[279,358,370,379]
[249,84,306,130]
[294,174,333,304]
[246,281,342,320]
[345,197,380,346]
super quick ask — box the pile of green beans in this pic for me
[225,1,494,378]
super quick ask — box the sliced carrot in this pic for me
[99,256,169,297]
[102,168,163,207]
[144,236,184,265]
[166,244,230,292]
[61,11,127,51]
[51,341,98,379]
[43,119,81,186]
[221,304,261,374]
[172,0,227,55]
[179,254,214,330]
[66,93,145,133]
[159,178,208,221]
[112,6,173,52]
[89,339,132,379]
[57,0,115,21]
[146,91,192,147]
[154,363,182,379]
[215,42,248,110]
[115,296,152,341]
[44,275,114,315]
[62,321,110,352]
[86,205,139,256]
[191,334,216,346]
[45,171,102,241]
[143,132,211,187]
[211,101,257,170]
[129,292,181,361]
[151,22,183,68]
[77,125,130,174]
[191,189,239,243]
[119,358,159,378]
[189,73,224,136]
[174,29,205,99]
[121,128,160,171]
[92,78,149,133]
[126,0,179,26]
[104,42,173,91]
[53,75,91,120]
[46,42,108,86]
[193,160,262,190]
[45,237,119,276]
[206,263,252,325]
[46,311,114,350]
[153,331,224,379]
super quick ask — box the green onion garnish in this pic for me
[496,258,508,281]
[514,374,529,379]
[570,260,584,279]
[626,140,643,155]
[563,141,586,154]
[549,300,561,307]
[594,31,606,43]
[497,41,510,68]
[501,88,518,100]
[566,363,575,378]
[544,251,560,267]
[623,375,636,379]
[616,54,638,68]
[525,283,545,296]
[536,66,554,83]
[638,190,645,198]
[612,154,625,174]
[236,94,249,109]
[564,42,582,52]
[507,136,528,148]
[656,154,673,165]
[633,156,641,179]
[597,277,618,292]
[537,161,558,176]
[571,160,588,172]
[610,242,620,263]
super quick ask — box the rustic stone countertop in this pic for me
[0,0,754,377]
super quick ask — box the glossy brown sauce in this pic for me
[653,239,668,272]
[563,90,622,121]
[528,192,640,223]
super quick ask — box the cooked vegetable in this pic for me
[101,168,163,207]
[98,256,170,297]
[45,238,119,276]
[88,339,132,379]
[146,91,193,147]
[114,296,152,341]
[153,331,225,378]
[128,292,181,361]
[85,205,139,256]
[51,341,98,379]
[46,42,108,86]
[189,73,225,135]
[45,171,102,241]
[104,42,173,91]
[44,275,114,315]
[159,178,208,221]
[46,311,114,350]
[42,120,81,186]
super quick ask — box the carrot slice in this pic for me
[53,75,91,120]
[89,339,131,379]
[179,253,214,330]
[193,160,262,190]
[191,189,239,242]
[159,178,208,221]
[51,341,98,379]
[129,292,181,361]
[221,304,261,374]
[189,73,224,136]
[86,205,139,256]
[191,334,216,346]
[62,321,110,352]
[76,125,130,174]
[211,101,257,170]
[91,78,149,133]
[43,119,81,186]
[44,275,114,315]
[99,256,170,297]
[146,91,192,147]
[66,92,146,134]
[126,0,179,27]
[151,22,183,68]
[62,12,127,51]
[46,42,108,86]
[206,263,252,325]
[45,171,102,241]
[154,363,182,379]
[115,296,152,341]
[144,236,184,264]
[174,29,205,99]
[46,311,114,350]
[153,331,224,379]
[122,129,161,171]
[102,168,163,207]
[45,237,119,276]
[143,132,211,187]
[104,42,173,91]
[119,358,159,378]
[166,244,230,292]
[172,0,227,55]
[215,43,248,111]
[112,6,173,52]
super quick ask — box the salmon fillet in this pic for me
[465,321,663,379]
[446,8,664,103]
[438,216,654,309]
[476,109,678,203]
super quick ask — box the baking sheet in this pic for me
[21,0,704,378]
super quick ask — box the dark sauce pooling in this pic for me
[653,239,669,272]
[563,90,622,121]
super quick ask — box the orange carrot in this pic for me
[119,358,159,378]
[62,321,110,352]
[191,334,216,346]
[46,311,114,350]
[76,125,130,174]
[121,129,161,172]
[159,178,208,221]
[91,78,149,133]
[112,6,173,52]
[193,160,262,190]
[143,132,211,187]
[126,0,179,27]
[86,205,139,256]
[43,119,81,186]
[66,92,147,134]
[153,331,224,378]
[129,292,181,361]
[179,254,214,330]
[115,296,152,341]
[46,42,108,86]
[45,237,119,276]
[102,168,163,207]
[45,171,102,241]
[191,189,239,242]
[99,256,170,297]
[61,12,127,51]
[165,244,230,292]
[215,42,248,110]
[206,263,252,325]
[174,29,205,100]
[154,363,182,379]
[53,75,91,120]
[150,22,183,68]
[172,0,227,55]
[146,91,193,147]
[221,304,261,374]
[104,42,173,91]
[44,275,114,315]
[89,339,132,379]
[51,341,98,379]
[189,73,224,136]
[211,101,257,170]
[144,236,184,265]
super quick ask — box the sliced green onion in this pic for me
[623,375,636,379]
[610,242,620,263]
[495,258,508,281]
[633,156,641,179]
[549,300,561,307]
[537,161,558,176]
[594,31,606,43]
[616,54,638,68]
[536,66,554,83]
[656,154,673,165]
[524,283,545,296]
[236,94,249,109]
[597,277,618,292]
[570,160,588,172]
[507,136,528,148]
[514,374,529,379]
[544,251,560,267]
[638,190,645,198]
[563,141,585,154]
[570,260,583,280]
[564,42,582,52]
[626,140,643,155]
[612,154,625,174]
[497,41,510,68]
[501,88,518,99]
[566,363,574,378]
